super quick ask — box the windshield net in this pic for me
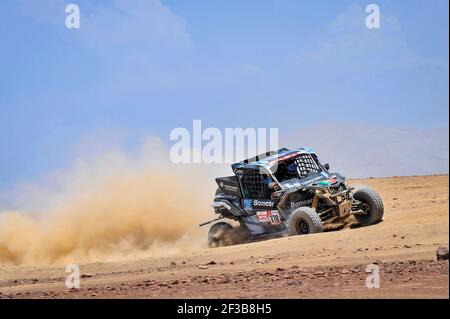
[293,153,321,178]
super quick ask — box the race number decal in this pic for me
[269,211,281,225]
[257,210,281,225]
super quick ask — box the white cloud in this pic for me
[291,3,448,72]
[18,0,192,63]
[79,0,192,60]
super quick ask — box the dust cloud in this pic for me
[0,138,223,266]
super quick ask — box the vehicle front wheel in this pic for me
[352,188,384,226]
[288,207,323,236]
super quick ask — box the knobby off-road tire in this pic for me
[353,187,384,226]
[288,207,323,236]
[208,222,250,248]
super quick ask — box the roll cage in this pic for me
[219,147,327,197]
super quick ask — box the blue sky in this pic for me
[0,0,449,193]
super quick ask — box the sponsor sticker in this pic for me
[253,199,275,208]
[219,181,239,193]
[257,210,282,225]
[290,199,313,208]
[224,184,239,192]
[316,178,338,186]
[256,211,269,223]
[244,199,253,209]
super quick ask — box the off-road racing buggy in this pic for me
[201,147,384,247]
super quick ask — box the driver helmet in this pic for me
[287,163,297,174]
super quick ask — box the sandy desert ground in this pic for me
[0,175,448,299]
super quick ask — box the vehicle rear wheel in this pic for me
[352,188,384,226]
[288,207,323,236]
[208,222,250,247]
